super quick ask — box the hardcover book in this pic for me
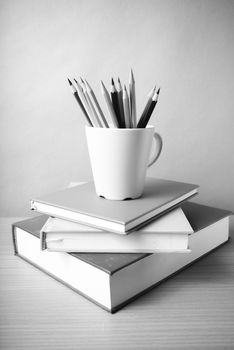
[13,202,231,313]
[31,177,198,233]
[41,207,194,252]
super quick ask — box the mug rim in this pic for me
[85,125,155,131]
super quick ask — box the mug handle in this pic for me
[147,132,163,168]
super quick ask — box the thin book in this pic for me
[31,177,199,233]
[41,207,194,252]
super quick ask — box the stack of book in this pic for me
[12,177,231,313]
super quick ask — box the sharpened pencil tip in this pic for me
[157,87,161,94]
[85,79,92,92]
[129,68,135,83]
[74,78,78,84]
[100,81,105,92]
[111,78,115,85]
[118,77,121,83]
[67,78,72,85]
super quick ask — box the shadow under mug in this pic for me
[85,125,163,200]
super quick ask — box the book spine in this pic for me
[12,224,18,255]
[40,230,47,250]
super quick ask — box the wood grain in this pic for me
[0,218,234,349]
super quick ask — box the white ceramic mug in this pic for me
[85,125,163,200]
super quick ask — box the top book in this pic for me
[31,177,198,234]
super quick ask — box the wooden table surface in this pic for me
[1,217,234,349]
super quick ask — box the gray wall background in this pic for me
[0,0,234,216]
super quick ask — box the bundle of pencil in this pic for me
[67,69,160,128]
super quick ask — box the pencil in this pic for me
[129,69,137,127]
[138,85,156,125]
[67,78,93,126]
[79,77,88,102]
[137,88,160,128]
[81,79,103,127]
[117,78,126,128]
[101,81,119,127]
[111,78,122,127]
[85,79,109,128]
[79,77,86,93]
[74,78,96,126]
[123,85,132,128]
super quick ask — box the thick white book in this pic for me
[12,202,232,313]
[41,207,194,252]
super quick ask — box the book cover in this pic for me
[31,177,198,233]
